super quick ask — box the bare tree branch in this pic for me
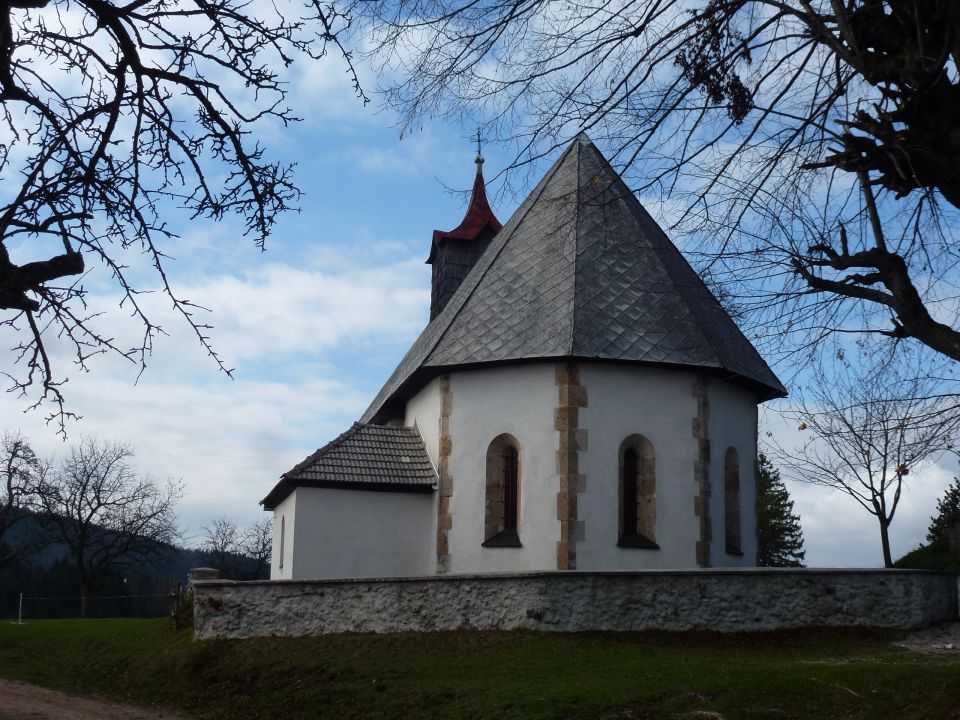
[35,437,182,616]
[1,0,366,430]
[353,0,960,366]
[0,429,47,567]
[772,348,960,567]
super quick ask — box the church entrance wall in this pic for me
[285,487,435,579]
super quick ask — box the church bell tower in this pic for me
[427,139,502,319]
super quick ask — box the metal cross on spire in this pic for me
[475,129,483,167]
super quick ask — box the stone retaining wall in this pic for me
[192,569,958,640]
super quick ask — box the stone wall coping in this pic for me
[192,567,958,589]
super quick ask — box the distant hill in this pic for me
[894,538,960,573]
[0,512,265,619]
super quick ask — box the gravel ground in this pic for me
[0,679,190,720]
[893,621,960,654]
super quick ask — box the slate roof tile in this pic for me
[361,134,785,423]
[260,424,436,509]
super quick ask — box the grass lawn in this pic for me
[0,619,958,719]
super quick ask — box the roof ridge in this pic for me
[569,136,632,358]
[618,185,765,371]
[359,140,585,423]
[427,139,584,357]
[568,135,584,356]
[621,201,724,369]
[283,423,428,479]
[569,140,728,368]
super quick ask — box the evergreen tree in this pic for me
[756,454,806,567]
[927,478,960,544]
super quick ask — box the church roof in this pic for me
[260,423,437,509]
[362,134,785,423]
[427,155,503,262]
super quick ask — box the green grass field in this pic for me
[0,619,958,719]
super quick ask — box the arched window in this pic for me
[483,434,522,547]
[619,435,657,549]
[278,514,286,571]
[724,447,742,555]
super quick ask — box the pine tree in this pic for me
[756,454,806,567]
[927,478,960,544]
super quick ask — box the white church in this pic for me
[261,134,786,579]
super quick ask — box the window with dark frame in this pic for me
[502,445,519,532]
[618,435,658,550]
[724,446,743,556]
[483,434,522,547]
[621,447,639,537]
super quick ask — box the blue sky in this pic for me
[0,49,952,568]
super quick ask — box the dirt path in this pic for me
[894,621,960,654]
[0,679,190,720]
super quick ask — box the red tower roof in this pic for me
[427,155,502,263]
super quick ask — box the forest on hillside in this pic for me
[0,513,264,619]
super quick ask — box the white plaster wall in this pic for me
[446,364,560,573]
[577,364,700,569]
[404,377,443,575]
[270,493,296,580]
[286,486,435,579]
[707,380,759,567]
[404,376,443,468]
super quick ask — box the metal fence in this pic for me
[9,586,184,622]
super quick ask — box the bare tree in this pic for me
[242,517,272,580]
[200,516,241,578]
[355,1,960,366]
[36,438,181,616]
[776,351,960,567]
[0,430,46,567]
[1,0,365,431]
[201,516,272,579]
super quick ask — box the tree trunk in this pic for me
[879,518,894,568]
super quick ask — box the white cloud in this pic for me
[2,239,429,376]
[175,258,430,362]
[0,239,430,543]
[5,371,368,544]
[352,137,436,174]
[288,51,379,126]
